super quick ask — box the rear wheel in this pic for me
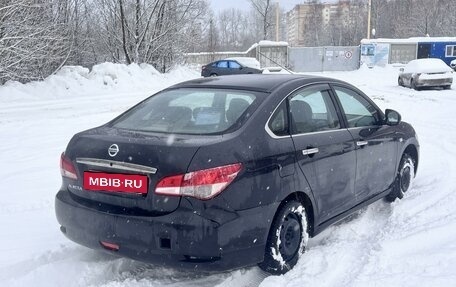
[385,153,415,202]
[258,200,308,274]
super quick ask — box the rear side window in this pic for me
[229,61,241,69]
[268,101,289,136]
[111,89,260,135]
[217,61,228,68]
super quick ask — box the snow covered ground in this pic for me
[0,63,455,286]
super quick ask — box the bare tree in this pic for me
[372,0,456,38]
[94,0,207,71]
[0,0,69,83]
[249,0,273,40]
[217,8,251,50]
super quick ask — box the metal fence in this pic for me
[183,51,255,66]
[183,44,361,73]
[289,46,360,72]
[256,45,288,68]
[183,43,288,68]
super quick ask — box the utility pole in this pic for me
[367,0,372,39]
[276,1,279,41]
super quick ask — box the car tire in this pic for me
[210,73,217,77]
[411,79,420,90]
[398,77,404,87]
[258,200,309,274]
[385,153,415,202]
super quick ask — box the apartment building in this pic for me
[287,1,365,47]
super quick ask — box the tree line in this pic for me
[209,0,456,48]
[1,0,455,84]
[0,0,209,84]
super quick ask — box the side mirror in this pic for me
[399,68,404,72]
[385,109,401,126]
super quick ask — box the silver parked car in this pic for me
[398,58,453,90]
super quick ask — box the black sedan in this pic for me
[201,58,262,77]
[56,75,419,274]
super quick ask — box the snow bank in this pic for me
[0,63,199,102]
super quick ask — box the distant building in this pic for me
[286,4,314,47]
[286,1,365,47]
[322,1,352,26]
[361,37,456,67]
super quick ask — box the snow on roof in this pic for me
[258,40,289,47]
[361,37,456,44]
[404,58,452,73]
[246,43,258,53]
[184,51,246,56]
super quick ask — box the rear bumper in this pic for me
[416,78,453,87]
[55,189,272,271]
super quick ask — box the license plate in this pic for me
[83,171,148,194]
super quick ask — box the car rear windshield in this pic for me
[111,88,263,135]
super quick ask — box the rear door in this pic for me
[228,60,243,75]
[332,85,398,201]
[216,60,229,75]
[288,84,357,223]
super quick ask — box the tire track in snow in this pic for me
[259,202,397,287]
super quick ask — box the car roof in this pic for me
[404,58,452,73]
[169,74,340,93]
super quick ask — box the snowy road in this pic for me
[1,64,455,286]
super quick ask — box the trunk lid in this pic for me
[64,127,210,215]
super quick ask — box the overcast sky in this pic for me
[209,0,306,13]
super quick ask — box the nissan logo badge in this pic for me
[108,144,119,157]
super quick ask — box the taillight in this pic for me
[60,152,78,180]
[155,163,242,200]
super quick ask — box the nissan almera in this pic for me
[56,74,419,274]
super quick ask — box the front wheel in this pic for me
[398,77,404,87]
[385,153,415,202]
[258,201,309,274]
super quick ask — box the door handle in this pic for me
[302,148,319,155]
[356,141,369,147]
